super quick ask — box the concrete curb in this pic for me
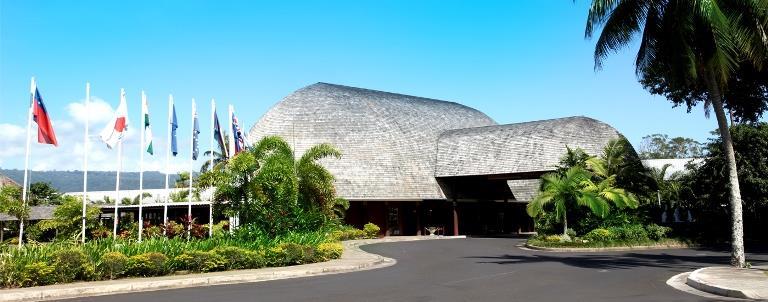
[686,267,761,300]
[524,242,693,253]
[0,236,463,302]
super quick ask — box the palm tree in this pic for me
[200,134,230,173]
[527,167,638,235]
[199,150,226,173]
[296,143,342,216]
[585,0,767,267]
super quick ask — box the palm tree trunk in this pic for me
[562,211,568,236]
[707,71,746,268]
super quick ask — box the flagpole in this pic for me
[208,99,215,237]
[112,88,125,239]
[164,94,172,233]
[81,82,90,244]
[228,105,235,231]
[113,139,122,238]
[18,77,35,248]
[188,99,195,240]
[138,91,146,242]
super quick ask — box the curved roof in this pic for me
[436,116,622,177]
[248,83,497,200]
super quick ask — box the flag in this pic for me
[142,97,154,155]
[232,114,244,154]
[171,103,178,156]
[192,100,200,160]
[100,89,129,149]
[213,108,228,158]
[31,87,58,146]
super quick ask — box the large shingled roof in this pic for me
[248,83,497,200]
[435,116,622,177]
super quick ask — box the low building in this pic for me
[248,83,623,236]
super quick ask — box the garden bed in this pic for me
[525,237,694,251]
[0,226,376,289]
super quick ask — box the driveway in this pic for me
[59,238,768,302]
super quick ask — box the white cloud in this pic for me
[67,97,115,125]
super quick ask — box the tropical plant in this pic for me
[0,186,29,244]
[527,166,638,235]
[35,195,101,241]
[585,0,768,267]
[198,135,347,235]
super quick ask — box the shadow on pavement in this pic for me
[466,250,768,271]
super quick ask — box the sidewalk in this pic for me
[0,235,464,302]
[686,266,768,300]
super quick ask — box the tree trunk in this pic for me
[707,71,746,268]
[562,211,568,236]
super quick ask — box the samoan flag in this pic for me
[171,104,178,156]
[213,109,228,158]
[32,88,58,146]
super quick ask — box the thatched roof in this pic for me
[0,206,56,221]
[436,116,622,177]
[248,83,497,200]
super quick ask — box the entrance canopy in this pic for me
[435,116,621,201]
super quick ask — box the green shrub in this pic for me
[363,223,380,239]
[52,248,94,282]
[584,228,614,242]
[329,228,366,241]
[279,243,311,265]
[99,252,129,279]
[173,251,225,272]
[543,234,564,242]
[645,224,672,241]
[608,224,648,241]
[265,245,288,267]
[212,246,248,270]
[315,242,343,261]
[20,262,56,287]
[127,252,168,276]
[566,228,577,238]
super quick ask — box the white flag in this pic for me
[100,89,129,149]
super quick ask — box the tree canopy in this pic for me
[638,134,705,159]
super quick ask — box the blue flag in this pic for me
[171,104,178,156]
[192,102,200,160]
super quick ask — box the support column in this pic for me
[416,202,422,236]
[452,201,459,236]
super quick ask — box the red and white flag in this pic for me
[100,89,129,149]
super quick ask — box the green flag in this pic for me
[142,98,154,155]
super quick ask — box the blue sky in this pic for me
[0,1,730,172]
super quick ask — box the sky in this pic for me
[0,0,737,173]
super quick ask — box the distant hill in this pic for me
[0,169,182,193]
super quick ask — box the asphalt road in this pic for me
[59,238,768,302]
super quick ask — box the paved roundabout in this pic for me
[58,238,768,302]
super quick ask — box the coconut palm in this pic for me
[200,134,230,173]
[295,143,342,216]
[585,0,767,267]
[527,166,638,236]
